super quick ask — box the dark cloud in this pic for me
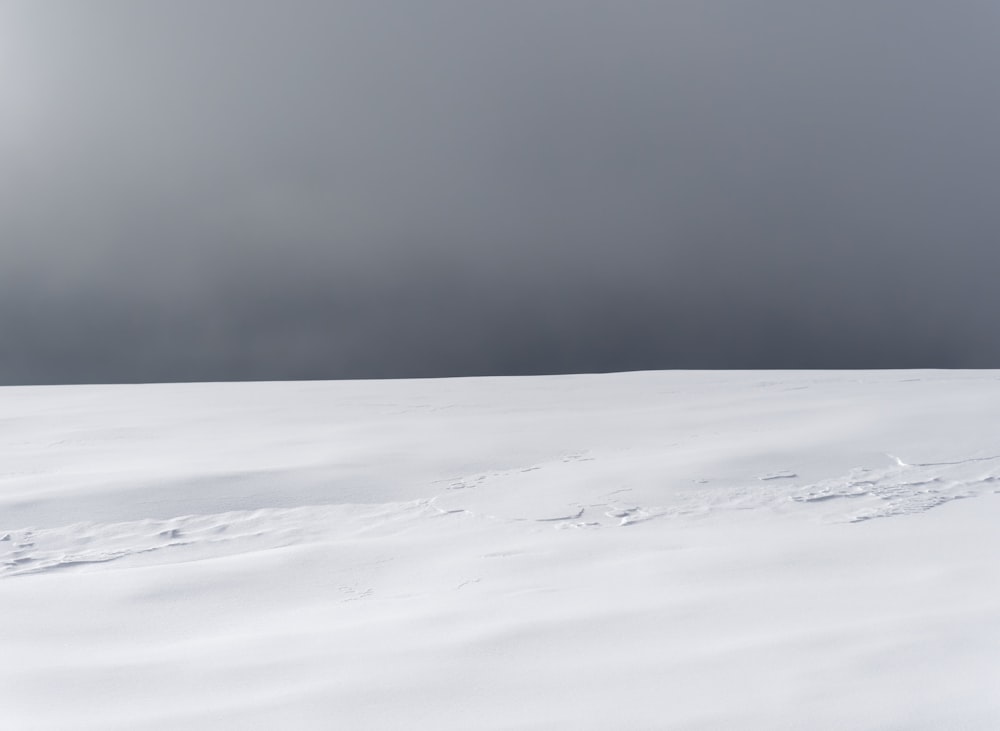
[3,1,1000,384]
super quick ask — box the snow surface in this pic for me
[3,370,1000,729]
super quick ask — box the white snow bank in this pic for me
[2,370,1000,729]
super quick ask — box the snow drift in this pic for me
[3,370,1000,729]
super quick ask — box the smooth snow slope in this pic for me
[2,370,1000,729]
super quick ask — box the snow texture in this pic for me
[3,370,1000,729]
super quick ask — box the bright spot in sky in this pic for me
[0,7,43,149]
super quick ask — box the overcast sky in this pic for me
[3,1,1000,384]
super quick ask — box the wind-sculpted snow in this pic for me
[790,453,1000,522]
[3,371,1000,730]
[6,449,999,580]
[0,503,419,577]
[8,451,993,580]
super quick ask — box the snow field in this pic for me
[3,370,1000,729]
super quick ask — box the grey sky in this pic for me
[3,1,1000,384]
